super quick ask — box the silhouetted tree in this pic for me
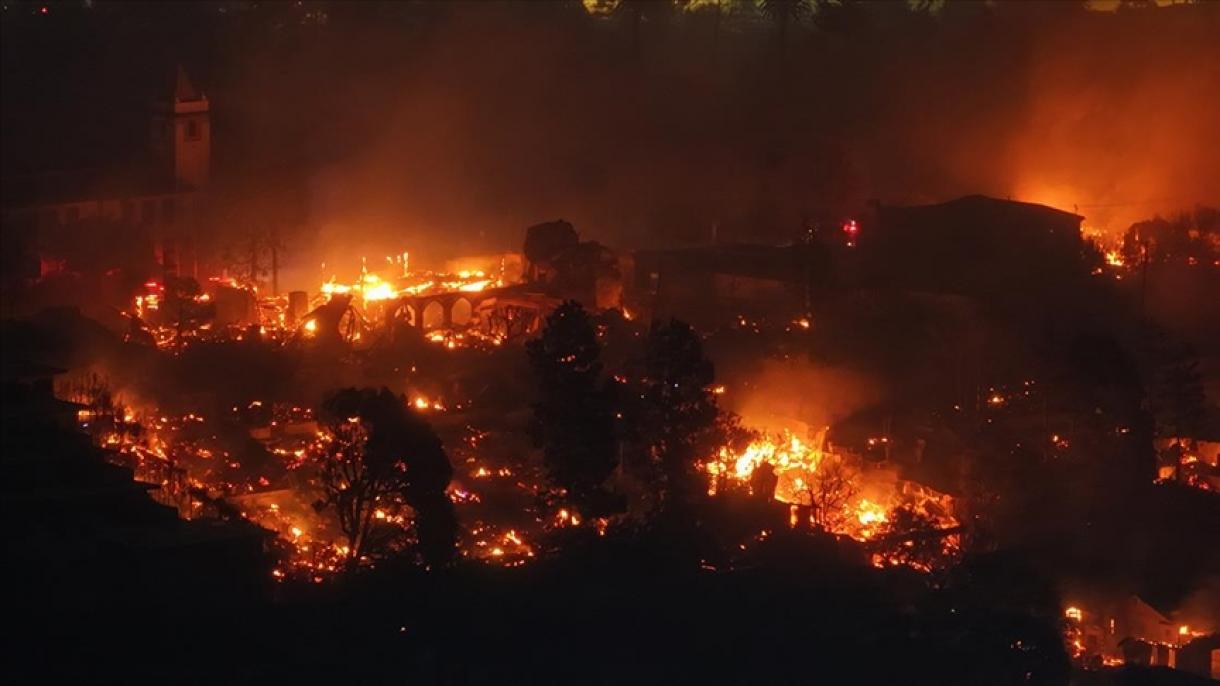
[315,387,456,568]
[163,275,213,350]
[637,318,719,509]
[1064,332,1156,484]
[805,452,856,531]
[523,219,578,283]
[1147,339,1206,442]
[1122,207,1220,267]
[528,301,618,513]
[220,222,286,292]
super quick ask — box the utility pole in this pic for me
[1139,240,1149,317]
[248,232,260,291]
[271,225,280,296]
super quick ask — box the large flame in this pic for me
[705,427,958,553]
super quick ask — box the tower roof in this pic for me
[154,65,208,115]
[173,65,205,104]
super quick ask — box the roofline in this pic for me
[878,194,1085,222]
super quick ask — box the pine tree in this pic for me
[637,318,719,509]
[527,301,618,513]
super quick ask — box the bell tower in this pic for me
[151,65,210,190]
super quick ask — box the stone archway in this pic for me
[450,297,472,326]
[422,300,445,330]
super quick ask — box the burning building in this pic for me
[1155,434,1220,492]
[1062,594,1218,678]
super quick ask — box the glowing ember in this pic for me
[318,256,503,306]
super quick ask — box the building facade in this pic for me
[2,66,211,278]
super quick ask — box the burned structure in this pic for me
[523,219,623,310]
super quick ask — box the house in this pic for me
[861,195,1086,297]
[1064,593,1215,672]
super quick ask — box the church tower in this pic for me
[151,66,210,190]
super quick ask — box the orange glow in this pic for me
[706,427,958,563]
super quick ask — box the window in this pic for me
[185,119,201,141]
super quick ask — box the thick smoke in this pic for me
[1006,4,1220,232]
[5,1,1217,285]
[718,358,882,438]
[285,1,1218,277]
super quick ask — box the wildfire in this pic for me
[411,395,446,412]
[706,427,959,569]
[69,391,548,582]
[318,257,502,306]
[124,249,512,352]
[706,430,825,502]
[855,499,889,536]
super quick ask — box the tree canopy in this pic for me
[316,387,457,568]
[527,301,619,513]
